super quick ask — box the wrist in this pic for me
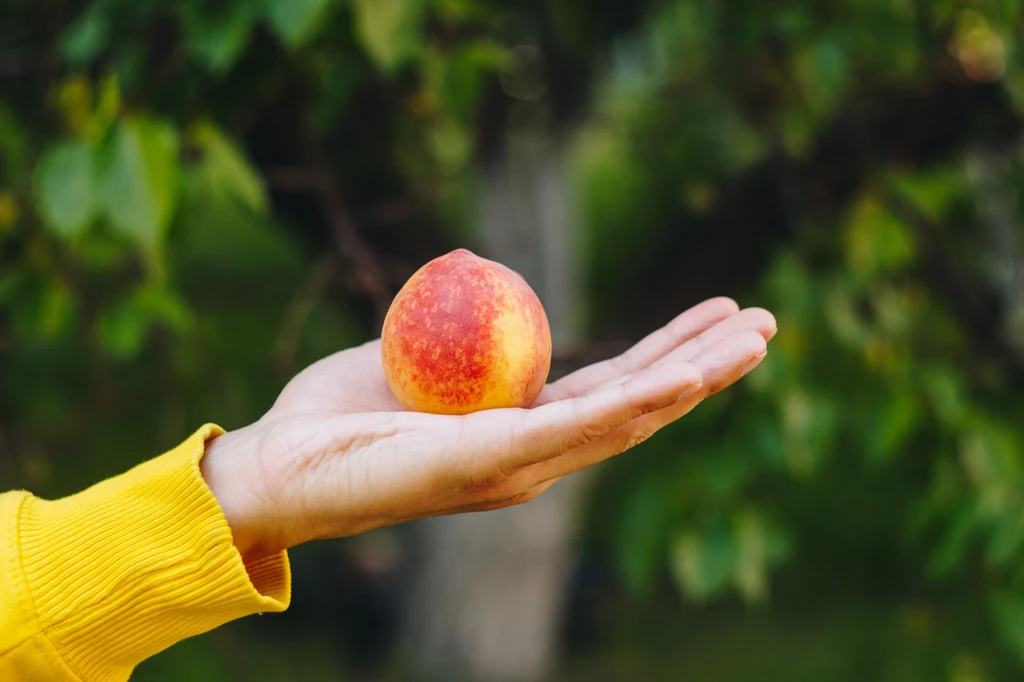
[201,423,278,562]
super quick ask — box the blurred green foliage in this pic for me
[575,1,1024,678]
[3,0,1024,680]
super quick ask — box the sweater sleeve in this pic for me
[0,423,291,682]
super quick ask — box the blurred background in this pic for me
[2,1,1024,680]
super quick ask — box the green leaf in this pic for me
[793,37,848,113]
[1007,68,1024,114]
[929,506,976,578]
[309,51,365,133]
[96,283,191,359]
[732,513,769,603]
[845,195,916,277]
[70,223,133,269]
[960,423,1021,494]
[98,116,180,249]
[39,280,75,338]
[779,105,819,159]
[34,140,99,239]
[908,456,963,540]
[992,591,1024,661]
[614,474,672,594]
[92,74,121,141]
[424,42,507,118]
[732,510,791,603]
[135,285,193,334]
[764,252,815,322]
[4,277,75,342]
[824,281,870,348]
[924,366,968,428]
[98,296,150,359]
[186,121,267,214]
[264,0,333,49]
[987,511,1024,567]
[353,0,426,73]
[865,391,920,466]
[182,3,256,73]
[61,2,110,66]
[780,386,837,475]
[429,119,472,171]
[433,0,494,23]
[0,104,28,183]
[889,167,964,223]
[0,271,21,304]
[670,522,737,602]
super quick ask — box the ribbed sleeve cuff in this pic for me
[15,424,291,682]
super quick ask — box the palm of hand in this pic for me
[205,298,776,561]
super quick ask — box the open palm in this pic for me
[202,298,776,561]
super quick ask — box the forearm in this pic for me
[0,425,290,682]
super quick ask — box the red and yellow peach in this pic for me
[381,249,552,415]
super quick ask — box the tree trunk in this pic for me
[400,128,591,682]
[969,148,1024,352]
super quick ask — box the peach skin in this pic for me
[381,249,552,415]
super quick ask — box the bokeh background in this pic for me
[3,1,1024,680]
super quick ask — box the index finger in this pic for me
[506,360,703,466]
[540,297,738,403]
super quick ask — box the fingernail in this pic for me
[741,351,767,377]
[677,380,703,401]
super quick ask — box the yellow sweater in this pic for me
[0,424,291,681]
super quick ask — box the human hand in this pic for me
[201,298,776,562]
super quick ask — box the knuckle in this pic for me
[608,353,630,374]
[502,489,542,508]
[463,499,507,513]
[634,397,664,417]
[560,425,605,458]
[664,319,690,344]
[626,395,667,422]
[622,427,657,452]
[622,379,668,418]
[693,328,713,351]
[561,401,607,453]
[614,383,644,421]
[576,422,609,445]
[473,488,540,512]
[461,469,524,503]
[462,475,505,501]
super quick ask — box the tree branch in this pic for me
[273,252,340,371]
[261,166,326,192]
[306,146,394,332]
[366,179,442,225]
[262,152,394,332]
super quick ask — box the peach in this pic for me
[381,249,552,415]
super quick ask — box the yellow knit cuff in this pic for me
[16,424,291,682]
